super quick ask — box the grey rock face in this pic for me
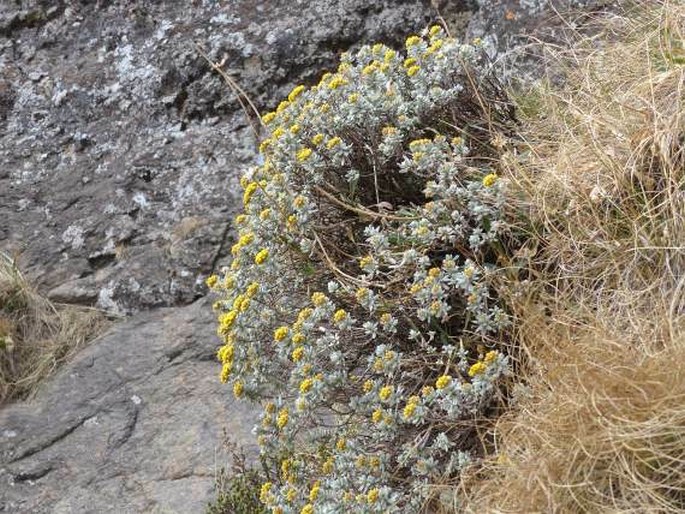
[0,0,444,314]
[0,298,259,514]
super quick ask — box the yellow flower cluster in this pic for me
[274,326,289,342]
[277,407,289,429]
[482,173,498,187]
[379,385,393,401]
[403,395,420,419]
[332,309,347,324]
[254,248,269,265]
[435,375,452,389]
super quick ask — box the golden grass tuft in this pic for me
[454,1,685,512]
[461,328,685,513]
[0,252,108,403]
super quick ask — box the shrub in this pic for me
[208,440,268,514]
[209,25,518,512]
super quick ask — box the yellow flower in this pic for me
[311,292,327,307]
[359,255,374,269]
[234,214,247,225]
[403,396,419,419]
[482,173,498,187]
[348,93,359,103]
[300,505,313,514]
[238,233,254,246]
[406,35,422,48]
[290,124,301,135]
[332,309,347,324]
[362,62,377,75]
[367,488,379,504]
[285,487,297,503]
[484,350,498,364]
[298,308,313,322]
[205,275,218,288]
[384,49,396,62]
[259,138,272,153]
[300,378,313,394]
[468,361,487,377]
[473,37,483,46]
[311,133,324,145]
[292,332,305,345]
[259,482,272,504]
[409,139,429,150]
[429,24,442,37]
[328,76,348,89]
[286,214,298,229]
[326,136,341,149]
[274,326,289,342]
[362,380,374,393]
[293,195,307,208]
[297,148,313,162]
[243,181,259,205]
[372,408,383,423]
[319,102,331,113]
[309,481,321,501]
[406,65,420,77]
[217,344,234,364]
[254,248,269,265]
[288,85,306,102]
[246,282,259,297]
[272,126,285,138]
[233,380,244,398]
[219,310,238,329]
[372,42,383,54]
[355,287,370,303]
[277,408,289,429]
[231,293,245,310]
[276,100,289,113]
[281,458,291,478]
[379,385,393,401]
[336,438,347,451]
[322,457,334,474]
[261,111,276,124]
[382,126,397,136]
[291,346,305,362]
[403,57,417,68]
[220,362,231,383]
[435,375,452,389]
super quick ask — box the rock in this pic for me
[0,298,258,513]
[467,0,612,82]
[0,0,453,314]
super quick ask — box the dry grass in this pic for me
[0,252,108,403]
[452,1,685,512]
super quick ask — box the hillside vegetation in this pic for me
[209,1,685,511]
